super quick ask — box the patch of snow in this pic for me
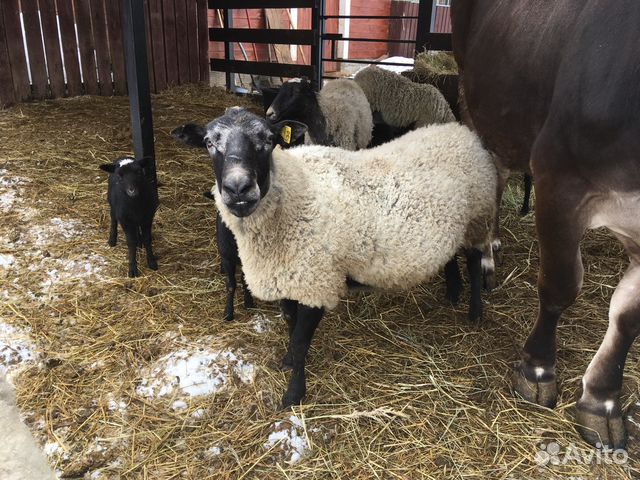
[172,400,188,411]
[36,255,106,292]
[0,254,15,268]
[191,408,206,418]
[264,415,313,464]
[107,397,127,412]
[0,190,17,211]
[251,313,272,334]
[136,348,255,399]
[350,56,415,77]
[0,322,37,376]
[44,442,63,457]
[205,445,222,458]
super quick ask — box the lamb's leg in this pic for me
[108,211,117,246]
[141,222,158,270]
[122,224,139,278]
[444,256,463,305]
[466,248,483,322]
[282,303,324,408]
[137,227,143,248]
[520,173,533,216]
[279,299,298,370]
[220,257,237,322]
[241,271,254,309]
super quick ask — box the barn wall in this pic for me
[348,0,392,59]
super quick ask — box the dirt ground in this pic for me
[0,85,639,479]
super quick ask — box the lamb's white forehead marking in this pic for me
[534,367,546,379]
[118,158,134,167]
[605,400,615,413]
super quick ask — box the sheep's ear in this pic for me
[272,120,307,147]
[99,163,116,173]
[202,191,215,200]
[171,123,207,148]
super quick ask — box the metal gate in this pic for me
[209,0,452,91]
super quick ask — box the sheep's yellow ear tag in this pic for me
[281,125,292,144]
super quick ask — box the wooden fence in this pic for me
[0,0,209,107]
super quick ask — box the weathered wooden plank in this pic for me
[20,0,48,98]
[104,0,127,95]
[57,0,83,96]
[147,0,166,91]
[162,0,179,86]
[39,0,66,97]
[0,0,30,100]
[211,59,314,78]
[90,0,113,95]
[75,0,99,94]
[0,5,16,106]
[196,0,209,82]
[186,0,199,83]
[173,0,190,85]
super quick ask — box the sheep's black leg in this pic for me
[141,222,158,271]
[444,256,463,305]
[122,223,139,278]
[220,257,237,322]
[282,303,324,408]
[466,248,483,322]
[241,271,254,308]
[108,212,117,247]
[279,299,298,370]
[520,173,533,216]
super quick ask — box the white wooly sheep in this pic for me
[354,65,456,128]
[266,77,373,150]
[0,374,56,480]
[216,122,496,312]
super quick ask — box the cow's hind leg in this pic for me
[575,235,640,449]
[513,174,587,408]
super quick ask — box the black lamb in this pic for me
[99,156,158,277]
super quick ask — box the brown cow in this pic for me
[452,0,640,449]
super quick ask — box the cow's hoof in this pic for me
[575,405,627,450]
[512,366,557,408]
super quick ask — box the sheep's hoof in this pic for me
[512,364,557,408]
[108,237,117,247]
[147,258,158,270]
[281,389,305,409]
[223,309,234,322]
[243,293,255,309]
[575,403,627,450]
[483,269,496,292]
[128,267,139,278]
[279,352,293,371]
[492,240,503,266]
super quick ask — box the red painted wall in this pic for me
[208,9,268,62]
[348,0,392,59]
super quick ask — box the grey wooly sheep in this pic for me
[99,157,158,278]
[170,123,255,322]
[354,65,456,128]
[266,77,373,151]
[178,107,497,408]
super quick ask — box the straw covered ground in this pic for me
[1,84,639,479]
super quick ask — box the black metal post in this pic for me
[415,0,434,55]
[311,0,324,89]
[121,0,157,184]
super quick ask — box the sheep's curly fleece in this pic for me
[355,65,456,128]
[312,78,373,150]
[215,123,497,309]
[0,374,56,480]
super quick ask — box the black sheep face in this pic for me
[265,77,314,123]
[99,157,150,198]
[170,108,307,218]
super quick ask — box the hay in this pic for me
[0,84,639,479]
[411,51,458,82]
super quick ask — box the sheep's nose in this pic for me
[266,107,277,120]
[222,176,253,199]
[126,187,138,197]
